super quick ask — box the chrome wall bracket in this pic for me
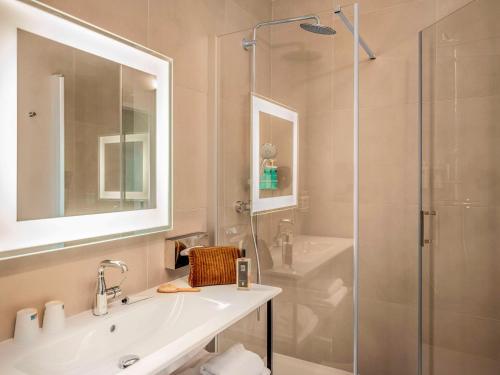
[242,38,256,50]
[164,232,209,269]
[334,7,376,60]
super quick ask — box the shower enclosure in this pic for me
[216,3,369,374]
[420,0,500,374]
[217,0,500,375]
[216,0,500,374]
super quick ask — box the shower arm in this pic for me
[334,7,376,60]
[242,15,320,50]
[243,15,321,92]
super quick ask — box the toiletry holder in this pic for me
[164,232,209,270]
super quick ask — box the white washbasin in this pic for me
[16,296,218,375]
[0,278,281,375]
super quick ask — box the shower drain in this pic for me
[118,354,140,369]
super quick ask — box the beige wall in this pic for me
[0,0,272,341]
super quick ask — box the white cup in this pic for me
[14,308,40,344]
[42,300,65,334]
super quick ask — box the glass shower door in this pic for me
[215,5,359,375]
[420,1,500,374]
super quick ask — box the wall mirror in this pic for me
[0,0,171,258]
[251,94,298,214]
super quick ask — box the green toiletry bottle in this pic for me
[271,166,278,190]
[260,167,271,190]
[264,167,272,189]
[259,171,266,190]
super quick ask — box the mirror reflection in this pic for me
[259,112,294,199]
[17,30,157,221]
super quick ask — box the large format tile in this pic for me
[359,299,418,375]
[148,0,211,92]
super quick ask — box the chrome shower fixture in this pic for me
[242,15,335,50]
[242,8,376,61]
[299,22,336,35]
[334,7,376,60]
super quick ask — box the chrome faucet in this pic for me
[274,218,294,246]
[274,219,294,267]
[93,260,128,316]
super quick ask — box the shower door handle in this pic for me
[420,210,436,246]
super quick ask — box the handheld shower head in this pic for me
[300,23,336,35]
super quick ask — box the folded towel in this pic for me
[325,286,348,308]
[200,344,267,375]
[327,278,344,296]
[188,247,241,287]
[171,350,214,375]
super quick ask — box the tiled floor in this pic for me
[274,354,351,375]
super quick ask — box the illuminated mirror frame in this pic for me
[0,0,172,258]
[251,94,298,214]
[98,134,150,200]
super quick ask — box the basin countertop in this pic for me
[0,277,281,375]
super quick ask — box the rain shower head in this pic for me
[243,15,337,49]
[300,22,336,35]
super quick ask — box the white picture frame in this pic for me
[0,0,172,256]
[251,94,298,214]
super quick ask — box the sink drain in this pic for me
[118,354,140,369]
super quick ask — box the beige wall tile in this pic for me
[359,299,418,374]
[424,204,500,320]
[337,0,415,14]
[172,86,208,211]
[42,0,149,45]
[223,0,271,34]
[219,30,253,98]
[148,3,210,93]
[426,307,500,361]
[80,0,149,45]
[272,0,334,19]
[423,344,500,375]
